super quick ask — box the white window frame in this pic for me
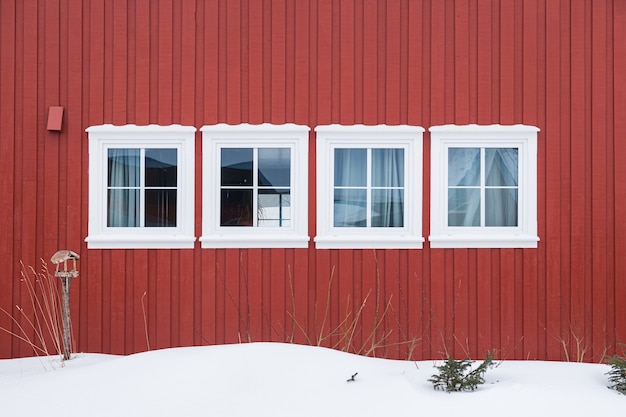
[85,124,197,249]
[200,123,310,248]
[314,124,424,249]
[429,124,540,248]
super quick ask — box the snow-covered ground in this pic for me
[0,342,623,416]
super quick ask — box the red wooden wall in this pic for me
[1,0,625,362]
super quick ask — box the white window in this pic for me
[200,124,310,248]
[85,124,196,249]
[314,125,424,249]
[429,124,539,248]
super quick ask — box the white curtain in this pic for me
[448,147,517,227]
[333,148,404,227]
[485,148,518,226]
[107,149,140,227]
[371,148,404,227]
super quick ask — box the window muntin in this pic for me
[200,124,310,248]
[447,147,518,228]
[107,148,178,228]
[220,147,292,227]
[429,124,539,248]
[314,125,424,249]
[86,124,196,249]
[333,148,405,228]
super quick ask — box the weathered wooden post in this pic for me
[50,250,79,361]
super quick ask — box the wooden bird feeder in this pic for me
[51,250,80,360]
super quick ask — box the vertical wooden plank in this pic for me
[201,250,217,346]
[454,0,470,124]
[226,0,241,124]
[317,0,332,124]
[223,249,240,343]
[0,0,16,358]
[340,0,355,124]
[466,250,478,358]
[558,0,573,357]
[385,0,400,124]
[66,0,84,353]
[170,251,180,347]
[613,0,626,350]
[204,0,219,124]
[155,250,172,349]
[180,0,196,126]
[519,0,539,360]
[500,249,516,356]
[476,0,491,125]
[591,0,608,361]
[284,1,296,123]
[338,250,354,350]
[271,249,287,341]
[545,0,562,360]
[603,6,615,356]
[43,0,61,263]
[430,0,445,125]
[406,0,423,125]
[476,250,492,356]
[271,0,286,123]
[453,250,469,357]
[499,0,514,123]
[134,0,150,124]
[294,1,310,125]
[362,0,377,123]
[110,250,126,354]
[247,248,263,341]
[158,0,173,123]
[133,249,149,351]
[247,0,263,124]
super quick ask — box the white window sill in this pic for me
[314,235,424,249]
[200,234,310,249]
[85,235,196,249]
[428,234,539,249]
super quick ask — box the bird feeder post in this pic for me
[51,250,80,361]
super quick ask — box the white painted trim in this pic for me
[314,124,424,249]
[85,124,196,249]
[200,124,310,249]
[428,124,539,249]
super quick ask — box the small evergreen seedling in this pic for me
[606,354,626,394]
[429,352,494,392]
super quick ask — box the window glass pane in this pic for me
[108,149,139,187]
[259,148,290,187]
[221,189,253,226]
[448,148,480,186]
[334,188,367,227]
[448,188,480,226]
[145,189,177,227]
[334,148,366,187]
[107,189,140,227]
[372,148,404,187]
[221,148,253,186]
[486,148,518,186]
[258,189,291,227]
[371,189,404,227]
[145,149,177,187]
[486,188,518,226]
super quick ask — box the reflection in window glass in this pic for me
[106,148,178,228]
[220,147,292,227]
